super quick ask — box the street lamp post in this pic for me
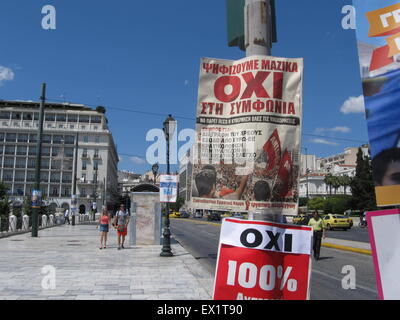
[160,115,176,257]
[92,168,98,221]
[152,162,159,184]
[31,83,46,237]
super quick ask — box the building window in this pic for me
[3,157,14,168]
[17,133,28,142]
[29,134,37,143]
[11,112,21,120]
[53,135,63,144]
[91,116,101,124]
[43,134,51,143]
[56,114,66,122]
[82,161,87,171]
[5,145,15,155]
[79,115,89,123]
[45,113,56,121]
[65,135,75,144]
[67,114,78,122]
[83,136,88,143]
[95,136,100,143]
[93,160,98,170]
[23,113,33,121]
[0,112,10,119]
[16,146,27,156]
[6,133,16,142]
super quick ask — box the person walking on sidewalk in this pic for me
[64,209,70,225]
[308,210,325,260]
[97,207,110,249]
[113,204,130,250]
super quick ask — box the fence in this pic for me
[0,213,95,236]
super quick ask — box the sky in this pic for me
[0,0,368,174]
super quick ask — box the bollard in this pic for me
[49,214,54,226]
[9,215,17,232]
[22,215,29,231]
[41,215,48,228]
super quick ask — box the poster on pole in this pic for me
[191,55,303,215]
[213,218,312,300]
[353,0,400,206]
[159,174,178,203]
[366,209,400,300]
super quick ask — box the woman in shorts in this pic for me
[97,207,110,249]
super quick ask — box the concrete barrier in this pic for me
[8,215,17,232]
[49,214,54,226]
[41,215,48,228]
[22,215,29,231]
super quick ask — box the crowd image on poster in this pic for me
[191,55,303,215]
[354,0,400,206]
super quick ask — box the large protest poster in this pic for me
[353,0,400,206]
[213,218,312,300]
[191,55,304,215]
[366,209,400,299]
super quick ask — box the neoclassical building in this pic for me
[0,100,119,214]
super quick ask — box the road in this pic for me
[171,218,378,300]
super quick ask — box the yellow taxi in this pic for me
[169,211,180,218]
[323,214,352,230]
[293,214,307,225]
[221,212,233,218]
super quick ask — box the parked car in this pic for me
[293,214,310,225]
[323,214,352,230]
[194,209,203,218]
[179,211,190,218]
[207,211,221,221]
[232,212,244,219]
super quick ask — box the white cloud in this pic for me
[340,95,365,114]
[130,156,145,165]
[0,66,14,86]
[310,138,340,146]
[315,126,351,133]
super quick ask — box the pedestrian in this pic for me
[113,204,130,250]
[97,207,110,249]
[64,209,70,225]
[308,210,325,260]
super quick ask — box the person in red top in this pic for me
[96,207,110,249]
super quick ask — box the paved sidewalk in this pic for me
[0,224,214,300]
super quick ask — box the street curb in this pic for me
[322,242,372,255]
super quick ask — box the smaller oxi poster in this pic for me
[353,0,400,206]
[213,218,312,300]
[159,175,178,203]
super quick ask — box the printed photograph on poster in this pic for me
[353,0,400,205]
[191,55,303,215]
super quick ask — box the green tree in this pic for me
[324,173,334,196]
[339,175,352,195]
[350,148,377,212]
[308,197,325,211]
[170,197,185,212]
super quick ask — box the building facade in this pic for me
[0,100,119,214]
